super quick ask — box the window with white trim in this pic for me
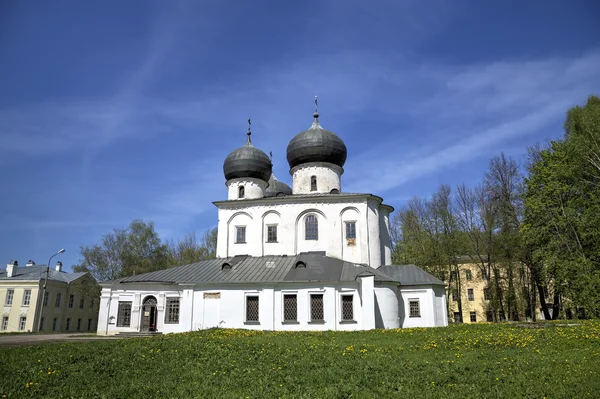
[341,294,354,321]
[19,316,26,331]
[409,300,420,317]
[310,175,317,191]
[468,288,474,301]
[5,289,14,305]
[55,293,62,307]
[267,225,277,243]
[2,316,8,331]
[310,293,324,322]
[236,226,246,244]
[66,318,71,330]
[165,298,180,324]
[43,292,49,306]
[77,318,82,331]
[470,311,477,323]
[245,295,259,322]
[52,318,58,331]
[117,301,132,327]
[345,221,356,240]
[305,215,318,240]
[22,289,31,306]
[68,294,74,308]
[283,294,297,322]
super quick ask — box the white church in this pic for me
[97,103,447,335]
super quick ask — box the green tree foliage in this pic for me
[74,220,217,282]
[523,96,600,318]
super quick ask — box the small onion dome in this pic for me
[286,111,347,169]
[266,173,292,196]
[223,128,272,182]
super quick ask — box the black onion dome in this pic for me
[286,113,347,169]
[266,173,292,196]
[223,133,272,182]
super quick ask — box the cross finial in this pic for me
[245,118,252,145]
[269,151,273,162]
[314,95,319,117]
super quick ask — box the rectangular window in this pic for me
[1,316,8,331]
[87,318,92,331]
[165,298,180,324]
[19,317,26,331]
[44,292,50,306]
[66,318,71,331]
[22,289,31,306]
[345,221,356,240]
[117,302,132,327]
[305,215,318,240]
[341,294,354,321]
[79,298,85,309]
[236,226,246,244]
[55,293,62,307]
[452,289,459,302]
[483,288,491,300]
[409,300,420,318]
[470,311,477,323]
[90,298,95,308]
[77,318,82,331]
[454,312,462,323]
[310,294,324,322]
[468,288,474,301]
[466,270,472,281]
[245,295,259,322]
[68,294,74,308]
[450,271,458,281]
[5,289,14,305]
[52,318,58,331]
[267,225,278,243]
[40,317,45,331]
[283,294,297,322]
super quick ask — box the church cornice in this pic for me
[213,192,387,208]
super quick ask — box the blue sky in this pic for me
[1,0,599,271]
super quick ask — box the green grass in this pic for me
[1,322,599,398]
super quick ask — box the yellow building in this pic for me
[1,260,99,333]
[447,263,541,323]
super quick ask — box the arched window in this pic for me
[310,175,317,191]
[305,214,318,240]
[238,185,245,198]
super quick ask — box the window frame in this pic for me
[19,316,26,331]
[1,316,8,331]
[165,297,181,324]
[409,299,421,318]
[40,317,45,331]
[66,318,71,331]
[451,289,459,302]
[483,288,491,300]
[5,289,14,305]
[244,293,260,324]
[310,175,317,191]
[305,214,319,240]
[52,317,58,331]
[235,225,247,244]
[470,311,477,323]
[309,292,325,323]
[340,293,355,322]
[87,318,93,331]
[345,221,357,240]
[55,293,62,307]
[238,185,245,199]
[79,297,85,309]
[116,301,132,327]
[68,294,75,308]
[466,270,472,281]
[282,292,298,323]
[77,318,82,331]
[467,288,474,301]
[22,289,31,306]
[43,292,50,306]
[266,224,278,243]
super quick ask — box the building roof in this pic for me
[106,253,396,285]
[378,265,446,286]
[0,265,88,284]
[223,130,272,183]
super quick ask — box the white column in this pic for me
[359,275,375,329]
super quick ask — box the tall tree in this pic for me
[168,228,218,266]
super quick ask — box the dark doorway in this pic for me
[141,296,158,332]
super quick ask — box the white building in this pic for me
[97,106,447,335]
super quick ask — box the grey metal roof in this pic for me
[0,265,88,284]
[223,133,272,182]
[378,265,446,286]
[265,173,292,196]
[286,113,347,169]
[107,253,396,285]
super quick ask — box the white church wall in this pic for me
[367,199,382,268]
[398,286,436,328]
[218,200,379,264]
[291,162,342,194]
[226,178,267,200]
[374,283,400,329]
[433,286,448,327]
[379,206,393,265]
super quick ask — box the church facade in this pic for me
[97,106,447,335]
